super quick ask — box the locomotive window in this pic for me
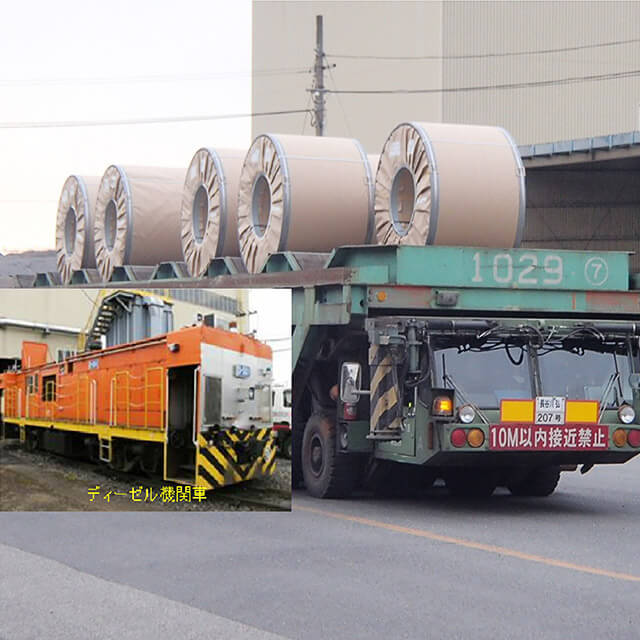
[26,375,38,395]
[42,374,56,402]
[202,376,222,427]
[283,389,292,407]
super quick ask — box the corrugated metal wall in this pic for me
[252,1,444,151]
[442,1,640,144]
[523,158,640,271]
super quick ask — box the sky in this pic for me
[0,1,291,381]
[0,0,252,254]
[248,289,291,386]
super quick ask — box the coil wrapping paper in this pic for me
[181,148,244,277]
[237,134,375,273]
[374,122,525,248]
[94,165,185,281]
[55,175,100,283]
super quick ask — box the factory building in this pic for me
[0,289,249,371]
[252,1,640,148]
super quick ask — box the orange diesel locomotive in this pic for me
[0,325,277,489]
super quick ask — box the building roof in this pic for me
[519,131,640,167]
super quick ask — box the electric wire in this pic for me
[0,67,312,87]
[327,36,640,60]
[0,109,312,129]
[324,53,352,137]
[317,68,640,95]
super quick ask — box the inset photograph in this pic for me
[0,287,290,511]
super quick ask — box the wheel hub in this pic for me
[309,434,324,477]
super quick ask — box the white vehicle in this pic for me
[272,383,292,458]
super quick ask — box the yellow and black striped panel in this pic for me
[196,429,277,490]
[368,344,402,435]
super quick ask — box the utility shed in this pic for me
[519,132,640,273]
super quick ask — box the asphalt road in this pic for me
[1,458,639,639]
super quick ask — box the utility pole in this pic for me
[313,15,325,136]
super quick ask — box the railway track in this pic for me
[0,440,291,511]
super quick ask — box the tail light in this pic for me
[451,428,466,447]
[612,428,627,447]
[467,428,485,448]
[628,429,640,448]
[343,403,357,420]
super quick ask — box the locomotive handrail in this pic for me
[112,371,131,428]
[90,379,97,425]
[75,375,89,422]
[192,366,200,446]
[143,366,164,429]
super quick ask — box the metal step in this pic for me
[99,438,112,463]
[366,431,402,441]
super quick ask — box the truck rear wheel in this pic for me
[508,467,560,497]
[444,469,497,498]
[302,413,359,498]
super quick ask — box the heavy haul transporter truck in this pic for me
[290,245,640,498]
[0,319,277,490]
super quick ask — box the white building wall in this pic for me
[252,1,640,147]
[252,0,444,152]
[442,1,640,144]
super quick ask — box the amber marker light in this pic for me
[612,428,628,447]
[467,428,485,448]
[433,395,454,416]
[376,291,387,302]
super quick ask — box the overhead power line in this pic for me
[0,109,311,129]
[318,68,640,95]
[327,36,640,60]
[0,67,311,87]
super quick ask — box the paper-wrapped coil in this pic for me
[94,165,184,281]
[237,134,375,273]
[55,175,100,283]
[180,148,244,277]
[374,122,525,248]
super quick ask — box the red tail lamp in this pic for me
[451,428,467,448]
[627,429,640,448]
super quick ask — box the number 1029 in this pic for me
[472,252,563,286]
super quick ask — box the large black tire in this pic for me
[301,413,359,498]
[444,469,497,498]
[508,467,560,497]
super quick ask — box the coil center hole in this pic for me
[192,184,209,244]
[64,207,77,256]
[390,166,415,234]
[251,174,271,238]
[105,200,117,251]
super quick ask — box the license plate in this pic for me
[489,424,609,450]
[535,396,565,425]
